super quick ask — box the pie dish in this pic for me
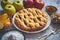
[12,8,51,33]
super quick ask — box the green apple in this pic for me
[4,4,16,17]
[1,0,12,9]
[13,0,24,11]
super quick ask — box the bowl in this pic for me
[45,6,57,15]
[12,11,51,33]
[1,31,24,40]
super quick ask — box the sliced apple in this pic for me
[0,13,11,30]
[1,13,8,20]
[0,23,4,30]
[4,21,11,30]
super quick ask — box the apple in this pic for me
[0,23,4,30]
[2,13,8,19]
[4,22,11,30]
[0,13,11,30]
[13,0,24,11]
[34,0,45,9]
[3,18,11,30]
[23,0,34,8]
[4,4,16,17]
[0,16,4,30]
[1,0,12,9]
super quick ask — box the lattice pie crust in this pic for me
[14,8,48,31]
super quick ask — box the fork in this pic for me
[38,28,58,40]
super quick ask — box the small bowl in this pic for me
[12,12,51,33]
[45,6,57,15]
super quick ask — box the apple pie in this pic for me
[14,8,48,31]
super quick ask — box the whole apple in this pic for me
[34,0,45,9]
[23,0,34,8]
[4,4,16,17]
[13,0,24,11]
[1,0,12,9]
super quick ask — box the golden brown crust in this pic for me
[14,8,48,31]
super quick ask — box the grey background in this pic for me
[0,0,60,40]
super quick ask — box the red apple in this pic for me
[34,0,45,9]
[23,0,34,8]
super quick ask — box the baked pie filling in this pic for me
[14,8,48,31]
